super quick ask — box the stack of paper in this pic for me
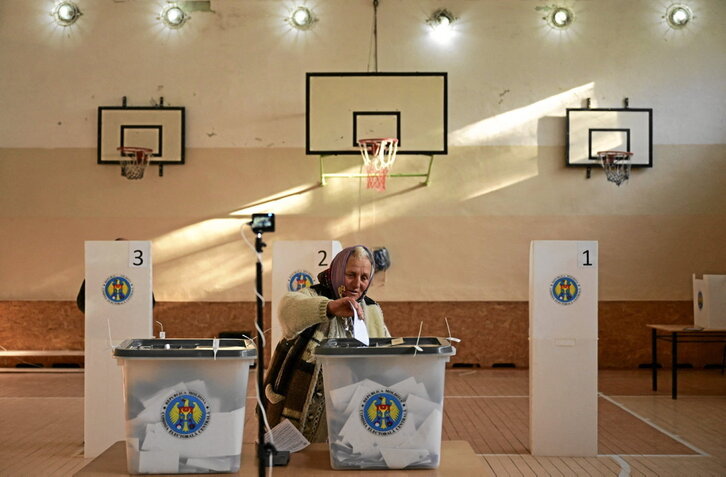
[326,376,442,469]
[125,379,244,473]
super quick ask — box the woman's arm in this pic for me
[278,288,331,339]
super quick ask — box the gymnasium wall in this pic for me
[1,1,725,366]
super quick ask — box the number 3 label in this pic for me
[129,241,151,268]
[577,241,598,269]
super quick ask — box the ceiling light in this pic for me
[427,9,456,32]
[288,6,316,30]
[52,1,82,27]
[665,4,693,29]
[548,7,573,29]
[160,4,189,29]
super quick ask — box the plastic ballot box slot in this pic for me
[113,339,257,474]
[314,337,456,470]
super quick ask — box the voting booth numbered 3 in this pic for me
[84,240,154,457]
[113,338,257,474]
[314,337,456,470]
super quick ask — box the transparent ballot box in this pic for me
[113,339,257,474]
[314,337,456,470]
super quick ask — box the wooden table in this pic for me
[75,441,487,476]
[648,324,726,399]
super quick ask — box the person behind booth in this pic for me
[264,245,390,443]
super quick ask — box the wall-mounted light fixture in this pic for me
[51,1,82,27]
[427,8,456,32]
[160,3,189,29]
[665,4,693,29]
[546,6,574,29]
[287,6,317,30]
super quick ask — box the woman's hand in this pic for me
[326,297,365,320]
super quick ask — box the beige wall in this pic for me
[1,0,725,302]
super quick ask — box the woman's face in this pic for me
[342,257,372,300]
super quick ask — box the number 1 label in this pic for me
[577,241,597,269]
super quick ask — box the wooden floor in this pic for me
[1,368,725,476]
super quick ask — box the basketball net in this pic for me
[358,138,398,191]
[597,150,632,186]
[117,147,152,180]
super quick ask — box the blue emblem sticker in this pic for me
[103,275,133,304]
[162,392,210,438]
[550,275,580,305]
[288,270,314,292]
[360,390,406,435]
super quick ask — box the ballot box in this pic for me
[314,337,456,470]
[113,339,257,474]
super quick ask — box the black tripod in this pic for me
[253,225,288,475]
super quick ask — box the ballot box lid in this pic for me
[315,337,455,356]
[113,338,257,359]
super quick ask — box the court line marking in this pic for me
[599,392,709,457]
[608,454,631,477]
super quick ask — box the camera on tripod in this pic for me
[249,213,275,233]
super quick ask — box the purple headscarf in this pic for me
[317,245,375,300]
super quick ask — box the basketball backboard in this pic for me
[306,72,448,156]
[566,108,652,168]
[98,106,185,165]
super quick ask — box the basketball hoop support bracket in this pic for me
[318,154,436,187]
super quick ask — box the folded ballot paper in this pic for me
[327,376,442,469]
[125,379,245,473]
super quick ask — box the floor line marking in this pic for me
[599,392,710,457]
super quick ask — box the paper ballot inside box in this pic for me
[328,376,442,467]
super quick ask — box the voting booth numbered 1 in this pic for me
[84,240,153,458]
[113,339,257,474]
[315,337,456,470]
[529,240,598,456]
[693,274,726,329]
[271,240,341,349]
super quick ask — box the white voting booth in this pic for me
[529,240,598,456]
[84,241,153,457]
[693,274,726,329]
[271,241,341,350]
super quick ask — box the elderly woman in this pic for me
[264,245,390,442]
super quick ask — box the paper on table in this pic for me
[264,418,310,453]
[351,303,369,346]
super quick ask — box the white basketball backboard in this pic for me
[306,73,448,155]
[567,108,653,167]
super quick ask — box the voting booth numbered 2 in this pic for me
[529,240,598,456]
[271,240,342,350]
[315,337,456,470]
[113,339,257,474]
[84,240,153,458]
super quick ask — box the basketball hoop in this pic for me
[117,147,152,180]
[357,138,398,191]
[597,150,632,186]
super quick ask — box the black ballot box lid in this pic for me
[314,337,455,356]
[113,338,257,359]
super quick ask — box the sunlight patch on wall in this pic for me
[450,83,594,147]
[152,218,243,264]
[229,183,318,216]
